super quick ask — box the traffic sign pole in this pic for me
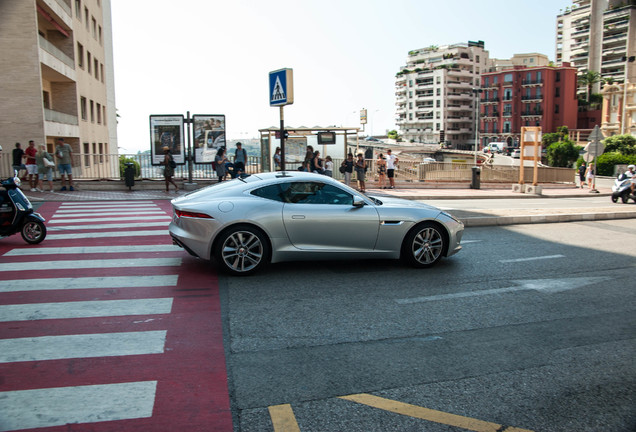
[280,106,285,171]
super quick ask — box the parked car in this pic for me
[169,171,464,275]
[511,149,521,158]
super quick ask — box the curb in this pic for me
[461,210,636,227]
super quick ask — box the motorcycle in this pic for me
[0,172,47,244]
[611,173,636,204]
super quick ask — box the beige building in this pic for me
[395,41,490,149]
[601,82,636,137]
[0,0,117,176]
[556,0,636,96]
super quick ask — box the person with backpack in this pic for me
[161,146,179,192]
[234,142,247,177]
[578,162,587,188]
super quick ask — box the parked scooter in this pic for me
[0,172,47,244]
[611,172,636,204]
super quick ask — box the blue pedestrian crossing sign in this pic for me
[269,68,294,106]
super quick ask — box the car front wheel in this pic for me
[402,222,446,268]
[214,225,270,275]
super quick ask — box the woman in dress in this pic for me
[162,146,179,192]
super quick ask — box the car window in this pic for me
[283,182,353,205]
[251,184,285,202]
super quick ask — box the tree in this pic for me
[546,140,582,167]
[387,130,399,140]
[578,70,602,102]
[603,134,636,155]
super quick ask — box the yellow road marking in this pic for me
[339,393,534,432]
[268,403,301,432]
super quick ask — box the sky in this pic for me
[110,0,573,153]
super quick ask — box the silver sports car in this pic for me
[169,171,463,275]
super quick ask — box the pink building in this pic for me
[479,63,578,149]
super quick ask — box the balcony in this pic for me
[521,110,543,116]
[522,79,544,86]
[481,97,500,104]
[38,35,76,81]
[521,95,543,102]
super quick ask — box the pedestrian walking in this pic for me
[35,144,54,192]
[578,162,587,188]
[585,162,595,189]
[11,143,26,179]
[341,153,354,186]
[24,140,38,191]
[354,153,367,192]
[161,146,179,192]
[55,137,75,191]
[234,142,247,176]
[386,148,398,189]
[377,153,387,189]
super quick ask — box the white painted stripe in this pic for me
[45,230,169,240]
[5,245,181,256]
[52,210,167,218]
[56,206,159,213]
[0,257,181,272]
[60,201,155,206]
[499,254,565,263]
[0,298,173,322]
[396,277,609,305]
[48,215,171,224]
[48,221,170,231]
[0,381,157,431]
[0,275,178,293]
[0,330,167,363]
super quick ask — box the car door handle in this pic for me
[291,215,305,219]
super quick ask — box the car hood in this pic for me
[369,195,441,212]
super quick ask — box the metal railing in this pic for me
[0,154,575,185]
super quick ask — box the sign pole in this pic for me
[185,111,193,185]
[280,106,285,171]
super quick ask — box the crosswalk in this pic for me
[0,200,232,431]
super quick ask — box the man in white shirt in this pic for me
[385,149,398,189]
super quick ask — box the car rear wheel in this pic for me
[402,222,445,268]
[214,225,270,275]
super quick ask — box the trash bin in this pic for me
[124,162,135,190]
[471,166,481,189]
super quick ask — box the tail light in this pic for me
[175,209,213,219]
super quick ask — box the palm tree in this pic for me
[578,70,602,102]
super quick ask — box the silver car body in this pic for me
[169,171,463,265]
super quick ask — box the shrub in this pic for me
[546,141,582,167]
[595,152,636,176]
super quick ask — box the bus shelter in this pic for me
[258,126,360,172]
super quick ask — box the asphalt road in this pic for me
[220,219,636,432]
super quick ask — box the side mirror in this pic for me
[352,196,365,207]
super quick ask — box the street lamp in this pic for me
[621,55,635,135]
[472,88,483,166]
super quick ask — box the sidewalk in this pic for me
[21,177,636,227]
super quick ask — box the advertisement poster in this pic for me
[150,115,185,165]
[284,137,307,167]
[193,115,225,164]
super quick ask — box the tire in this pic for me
[611,195,618,203]
[214,225,270,275]
[401,222,446,268]
[621,193,629,204]
[21,219,46,244]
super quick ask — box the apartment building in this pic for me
[556,0,636,94]
[479,64,579,149]
[395,41,490,149]
[0,0,117,176]
[601,82,636,136]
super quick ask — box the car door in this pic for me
[281,181,380,251]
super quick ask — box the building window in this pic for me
[96,103,101,124]
[483,77,489,86]
[493,76,498,84]
[75,0,81,20]
[103,105,107,125]
[98,26,102,45]
[436,88,441,96]
[504,104,512,116]
[408,80,413,87]
[98,143,104,163]
[80,97,87,120]
[504,89,512,100]
[555,104,559,114]
[493,122,498,133]
[537,71,542,81]
[77,43,84,69]
[83,143,90,166]
[556,71,561,82]
[504,73,513,82]
[100,64,104,83]
[436,100,440,107]
[436,123,440,130]
[92,17,97,38]
[43,91,50,109]
[94,58,99,79]
[90,100,94,122]
[87,51,91,73]
[503,121,511,133]
[555,87,560,97]
[84,7,89,29]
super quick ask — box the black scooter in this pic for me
[0,172,47,244]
